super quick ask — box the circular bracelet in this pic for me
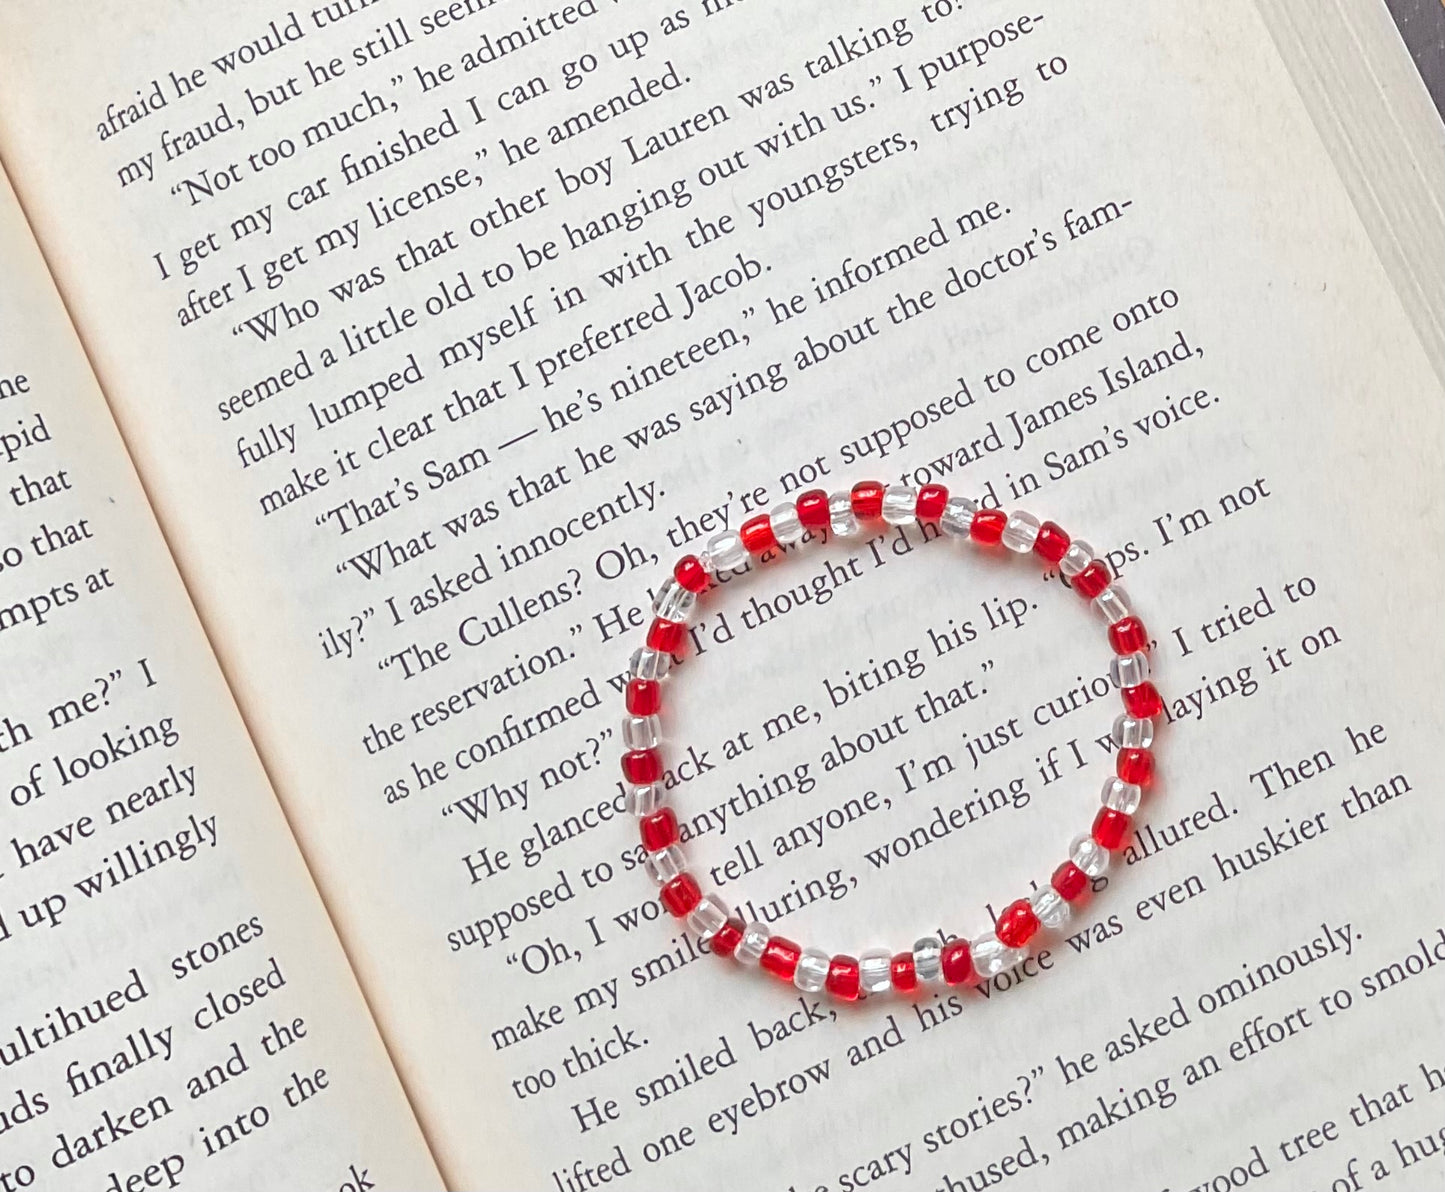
[620,481,1161,1002]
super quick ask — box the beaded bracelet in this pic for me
[621,481,1161,1001]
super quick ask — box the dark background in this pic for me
[1386,0,1445,116]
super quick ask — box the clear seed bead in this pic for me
[644,845,685,885]
[794,947,830,993]
[622,715,661,750]
[1110,651,1150,689]
[736,922,770,966]
[828,491,861,537]
[626,784,662,817]
[1002,511,1041,553]
[939,496,979,537]
[688,894,730,942]
[1060,539,1095,577]
[1112,713,1155,750]
[771,501,804,545]
[882,485,918,526]
[1030,885,1071,929]
[1094,586,1131,624]
[1070,833,1111,878]
[707,530,748,572]
[859,949,893,996]
[1102,777,1144,814]
[913,936,944,983]
[971,933,1025,978]
[629,647,670,681]
[652,578,697,623]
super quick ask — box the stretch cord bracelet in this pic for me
[620,481,1162,1002]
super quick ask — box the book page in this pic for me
[0,168,443,1190]
[2,1,1444,1188]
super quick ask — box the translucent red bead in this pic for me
[711,920,743,958]
[660,874,701,917]
[795,489,831,529]
[890,953,918,992]
[674,555,709,593]
[626,679,661,716]
[621,749,662,785]
[1074,559,1112,599]
[1052,861,1089,902]
[760,937,801,981]
[1092,807,1131,850]
[1116,747,1154,786]
[941,940,976,985]
[850,480,885,520]
[996,899,1040,948]
[1034,520,1070,564]
[916,484,949,521]
[1122,681,1164,719]
[1109,616,1149,655]
[970,508,1007,544]
[639,809,679,853]
[740,514,777,555]
[826,955,862,1000]
[646,617,686,654]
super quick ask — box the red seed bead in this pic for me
[660,874,702,917]
[1109,616,1150,655]
[916,484,949,521]
[621,749,662,785]
[639,809,679,853]
[1074,559,1112,599]
[674,555,709,593]
[1122,681,1164,719]
[740,514,777,555]
[626,678,661,716]
[1093,807,1132,851]
[941,939,976,985]
[850,480,885,520]
[796,489,831,530]
[646,617,686,654]
[970,508,1007,544]
[890,952,918,993]
[1052,860,1089,902]
[826,955,862,1001]
[1034,520,1071,564]
[996,899,1041,949]
[760,936,801,982]
[1116,747,1154,786]
[711,919,744,958]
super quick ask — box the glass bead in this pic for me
[711,920,744,958]
[639,808,679,852]
[626,784,662,817]
[1093,807,1132,851]
[794,947,830,993]
[1111,651,1150,689]
[652,578,697,623]
[971,934,1024,978]
[626,679,660,717]
[971,508,1007,544]
[882,484,918,526]
[891,953,918,992]
[1035,521,1071,564]
[771,501,804,545]
[1117,747,1154,786]
[1070,833,1111,878]
[941,939,976,985]
[661,874,702,917]
[995,899,1040,948]
[796,489,831,529]
[1109,616,1150,655]
[622,714,661,750]
[829,491,861,537]
[644,845,684,885]
[706,530,748,572]
[761,937,801,981]
[1074,559,1112,599]
[629,647,670,681]
[621,749,661,786]
[688,894,730,943]
[1112,713,1154,750]
[913,936,944,983]
[939,496,979,537]
[1030,885,1071,929]
[1102,777,1143,814]
[1095,586,1132,624]
[859,949,893,996]
[1002,511,1040,553]
[740,515,777,555]
[1123,681,1165,719]
[916,484,949,521]
[736,922,770,966]
[1060,539,1094,577]
[826,956,861,1001]
[674,555,709,593]
[1052,860,1089,901]
[850,480,885,519]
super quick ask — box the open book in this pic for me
[1,1,1443,1188]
